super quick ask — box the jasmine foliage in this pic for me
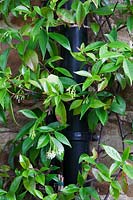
[0,0,133,199]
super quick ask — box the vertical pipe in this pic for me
[63,1,90,185]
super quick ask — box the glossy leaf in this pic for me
[19,155,32,169]
[122,146,130,161]
[19,109,38,119]
[91,22,100,34]
[102,145,122,162]
[123,162,133,178]
[123,59,133,85]
[89,98,105,108]
[54,131,71,147]
[84,41,104,52]
[55,101,67,124]
[96,108,108,125]
[35,174,45,186]
[22,137,34,155]
[88,110,99,132]
[98,78,108,91]
[76,2,86,27]
[49,32,71,51]
[127,16,133,33]
[0,49,9,71]
[70,99,83,110]
[37,135,49,149]
[0,189,7,195]
[55,67,72,77]
[56,9,75,24]
[82,78,94,91]
[39,30,48,59]
[9,176,22,193]
[111,95,126,115]
[24,50,39,71]
[75,70,92,77]
[99,63,120,74]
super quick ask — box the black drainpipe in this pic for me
[63,0,90,186]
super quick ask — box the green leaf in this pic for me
[37,135,49,149]
[76,2,86,27]
[15,121,35,141]
[23,177,35,195]
[123,59,133,85]
[22,137,33,154]
[34,189,43,199]
[108,41,130,50]
[96,163,109,177]
[92,60,102,75]
[96,108,108,125]
[47,74,64,94]
[123,163,133,179]
[39,30,48,60]
[13,5,30,13]
[94,6,113,16]
[87,110,99,132]
[100,51,123,59]
[109,185,120,200]
[24,50,39,71]
[80,103,90,119]
[92,168,103,182]
[92,0,99,7]
[35,174,45,186]
[0,49,9,71]
[90,22,100,34]
[111,95,126,115]
[55,67,72,77]
[51,137,64,156]
[45,185,54,195]
[0,189,7,195]
[38,126,54,132]
[54,131,71,147]
[71,52,86,62]
[9,176,22,193]
[127,16,133,33]
[75,70,92,77]
[116,73,126,90]
[124,140,133,145]
[19,109,38,119]
[79,154,95,164]
[49,32,71,51]
[86,52,96,61]
[79,186,100,200]
[122,146,130,161]
[55,101,67,124]
[82,77,94,91]
[84,41,105,52]
[56,9,75,24]
[19,155,32,169]
[98,78,108,91]
[6,191,16,200]
[102,145,122,162]
[99,63,120,74]
[89,98,105,108]
[60,77,78,88]
[62,184,79,194]
[109,162,120,176]
[57,0,69,8]
[70,99,83,110]
[29,80,42,89]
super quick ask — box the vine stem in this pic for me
[116,114,125,151]
[97,124,104,157]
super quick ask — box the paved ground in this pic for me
[100,195,133,200]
